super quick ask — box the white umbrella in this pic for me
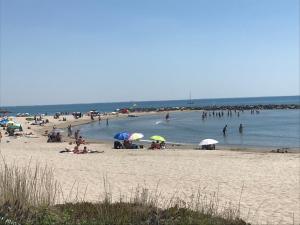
[199,139,218,146]
[129,133,144,141]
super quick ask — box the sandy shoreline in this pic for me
[0,114,299,224]
[21,112,300,152]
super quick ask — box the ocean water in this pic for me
[2,95,299,116]
[78,109,300,148]
[2,96,299,148]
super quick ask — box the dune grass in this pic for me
[0,159,250,225]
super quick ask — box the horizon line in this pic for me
[1,94,299,108]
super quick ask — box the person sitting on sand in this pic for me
[60,145,104,154]
[155,141,161,149]
[114,141,123,149]
[149,141,161,150]
[160,141,166,149]
[83,146,104,153]
[149,141,156,150]
[56,132,62,142]
[82,146,88,153]
[76,136,85,145]
[73,145,80,154]
[123,140,132,149]
[129,141,138,149]
[60,145,79,153]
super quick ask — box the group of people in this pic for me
[114,140,143,149]
[60,145,102,154]
[95,115,109,126]
[47,130,62,142]
[201,144,215,150]
[60,145,86,154]
[222,124,243,136]
[61,126,102,154]
[250,110,260,114]
[73,112,83,119]
[31,115,49,126]
[114,140,165,150]
[201,109,245,120]
[149,141,166,150]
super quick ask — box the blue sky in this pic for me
[1,0,299,106]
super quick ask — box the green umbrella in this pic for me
[150,135,166,142]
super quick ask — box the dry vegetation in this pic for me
[0,158,250,225]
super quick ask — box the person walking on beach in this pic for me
[0,131,2,143]
[98,115,101,123]
[239,124,243,134]
[106,118,109,126]
[223,125,227,136]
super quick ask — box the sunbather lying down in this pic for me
[60,146,104,154]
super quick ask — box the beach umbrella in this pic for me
[199,139,218,146]
[6,121,15,126]
[129,133,144,141]
[0,119,8,125]
[150,135,166,142]
[114,132,130,140]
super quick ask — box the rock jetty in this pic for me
[119,104,300,113]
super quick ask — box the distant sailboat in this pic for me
[187,91,194,105]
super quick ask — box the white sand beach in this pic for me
[0,115,299,225]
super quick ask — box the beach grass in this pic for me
[0,159,250,225]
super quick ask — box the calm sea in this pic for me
[2,96,300,116]
[79,109,300,148]
[2,96,300,148]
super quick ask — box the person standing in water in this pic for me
[223,125,228,136]
[106,118,109,126]
[239,124,243,134]
[165,112,170,121]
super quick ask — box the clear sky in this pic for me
[1,0,299,106]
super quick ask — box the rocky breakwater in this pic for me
[118,104,300,113]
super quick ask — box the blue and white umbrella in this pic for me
[114,132,130,140]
